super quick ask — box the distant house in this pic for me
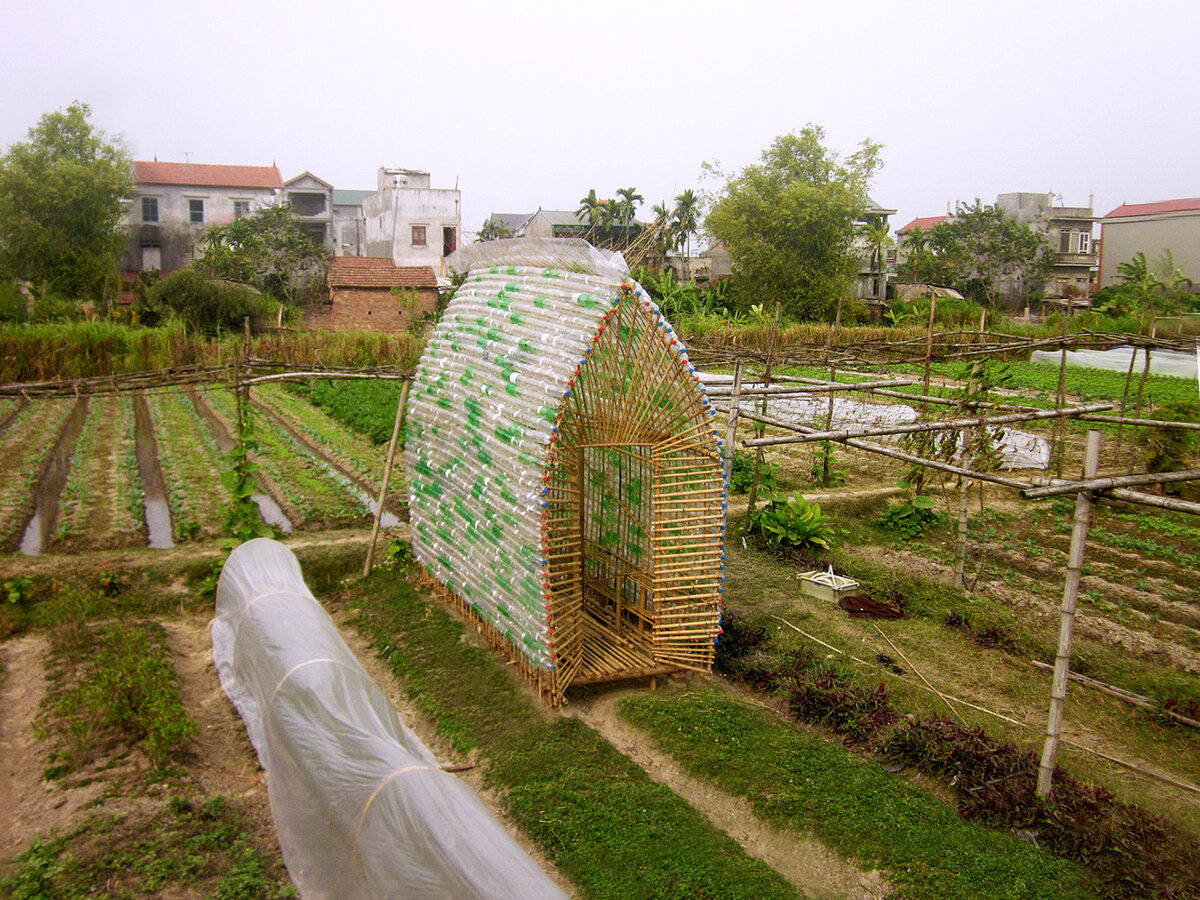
[1099,197,1200,290]
[895,194,1098,299]
[854,197,898,302]
[124,161,283,273]
[480,213,529,238]
[362,168,461,281]
[331,189,374,257]
[996,192,1097,297]
[502,209,642,256]
[283,172,335,252]
[307,257,438,332]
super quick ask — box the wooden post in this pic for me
[1052,322,1069,479]
[922,297,937,398]
[722,360,743,488]
[363,380,411,578]
[1037,429,1101,797]
[1127,322,1156,473]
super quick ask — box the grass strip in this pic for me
[617,686,1096,900]
[348,565,803,900]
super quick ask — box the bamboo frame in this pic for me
[542,291,723,703]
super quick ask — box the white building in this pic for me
[123,161,283,273]
[362,168,461,280]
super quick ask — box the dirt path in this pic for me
[0,633,109,859]
[570,687,889,900]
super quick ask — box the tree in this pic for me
[614,186,644,225]
[673,189,701,281]
[0,102,131,300]
[926,200,1053,307]
[705,125,882,320]
[576,189,604,228]
[861,217,893,301]
[477,218,513,242]
[198,204,325,306]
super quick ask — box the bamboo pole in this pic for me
[1107,488,1200,515]
[1126,318,1157,473]
[363,380,410,578]
[923,296,937,399]
[741,403,1113,447]
[1022,467,1200,499]
[1079,414,1200,430]
[734,408,1034,490]
[1037,429,1101,797]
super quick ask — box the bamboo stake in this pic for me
[1126,318,1157,473]
[363,380,410,577]
[1037,429,1101,797]
[873,626,958,718]
[1022,467,1200,499]
[741,403,1113,447]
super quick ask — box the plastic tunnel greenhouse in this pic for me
[212,537,565,899]
[406,237,726,705]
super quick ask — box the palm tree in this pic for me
[902,226,930,283]
[673,189,700,281]
[576,189,603,228]
[862,218,893,300]
[615,186,644,225]
[649,202,674,267]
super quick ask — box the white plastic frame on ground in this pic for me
[212,538,565,900]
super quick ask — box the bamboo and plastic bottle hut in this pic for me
[405,238,726,705]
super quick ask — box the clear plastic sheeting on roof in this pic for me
[212,538,565,900]
[447,236,629,281]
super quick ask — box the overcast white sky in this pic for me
[2,0,1194,238]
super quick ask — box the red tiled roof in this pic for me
[1104,197,1200,219]
[132,161,283,189]
[327,257,438,289]
[897,215,948,233]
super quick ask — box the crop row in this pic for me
[0,386,396,554]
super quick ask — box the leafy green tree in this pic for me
[143,267,273,332]
[198,204,325,306]
[0,102,131,301]
[705,125,882,320]
[926,200,1053,307]
[1101,250,1197,319]
[477,218,514,242]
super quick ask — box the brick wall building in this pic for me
[307,257,438,332]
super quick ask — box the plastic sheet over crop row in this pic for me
[213,538,564,900]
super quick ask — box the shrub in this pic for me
[713,610,771,677]
[872,495,945,539]
[728,449,777,494]
[748,494,834,551]
[145,267,274,333]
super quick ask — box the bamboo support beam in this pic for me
[1106,488,1200,515]
[742,403,1113,447]
[1038,429,1101,797]
[1022,468,1200,499]
[734,408,1034,490]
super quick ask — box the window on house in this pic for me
[412,225,427,247]
[141,197,158,223]
[234,200,251,219]
[189,199,205,224]
[1077,232,1091,254]
[443,226,457,257]
[1059,230,1071,253]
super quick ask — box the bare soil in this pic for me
[0,544,887,899]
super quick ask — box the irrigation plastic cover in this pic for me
[212,538,565,899]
